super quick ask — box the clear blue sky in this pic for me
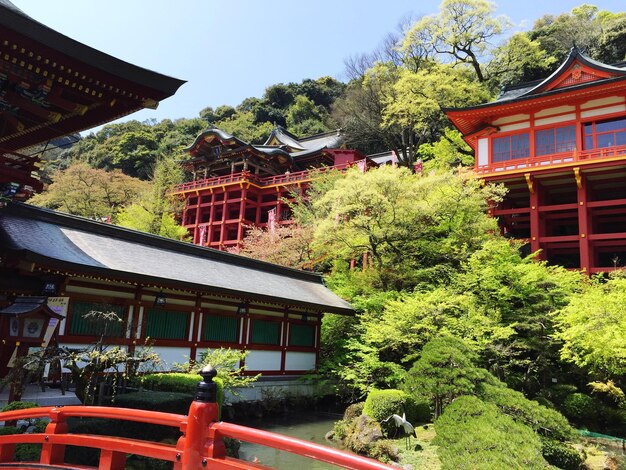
[12,0,626,127]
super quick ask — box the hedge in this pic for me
[140,373,225,407]
[363,389,429,435]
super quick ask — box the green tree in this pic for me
[404,336,486,418]
[381,62,490,165]
[555,276,626,380]
[402,0,511,82]
[117,157,188,240]
[214,111,274,144]
[308,166,504,290]
[29,162,148,221]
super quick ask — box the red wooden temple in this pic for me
[0,0,184,200]
[172,126,371,249]
[446,48,626,273]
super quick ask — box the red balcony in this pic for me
[172,160,366,194]
[476,144,626,176]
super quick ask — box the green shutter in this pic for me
[203,315,238,343]
[250,319,281,345]
[146,309,187,340]
[69,302,125,336]
[289,324,315,347]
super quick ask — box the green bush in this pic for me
[544,385,578,406]
[0,426,20,436]
[562,393,598,422]
[1,401,38,412]
[113,391,194,415]
[435,396,547,469]
[541,438,584,470]
[140,373,224,407]
[141,373,202,393]
[363,389,427,435]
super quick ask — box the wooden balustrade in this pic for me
[0,366,393,470]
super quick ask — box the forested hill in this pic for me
[31,3,626,234]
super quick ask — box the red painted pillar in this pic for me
[179,366,223,469]
[576,168,591,272]
[237,184,248,244]
[527,173,541,257]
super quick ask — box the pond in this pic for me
[238,412,343,469]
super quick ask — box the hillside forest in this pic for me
[28,1,626,468]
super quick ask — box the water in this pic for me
[237,412,343,469]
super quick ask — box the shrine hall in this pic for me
[446,48,626,273]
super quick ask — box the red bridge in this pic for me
[0,367,392,469]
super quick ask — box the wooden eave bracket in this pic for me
[525,173,534,194]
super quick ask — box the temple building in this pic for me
[446,48,626,273]
[0,202,353,377]
[172,126,371,249]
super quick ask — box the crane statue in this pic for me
[381,412,415,450]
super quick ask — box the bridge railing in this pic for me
[0,366,393,470]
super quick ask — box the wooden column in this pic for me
[207,192,216,246]
[575,167,591,272]
[237,184,248,244]
[193,191,201,244]
[280,310,288,375]
[190,294,202,364]
[527,173,541,257]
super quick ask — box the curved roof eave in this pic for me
[0,1,185,97]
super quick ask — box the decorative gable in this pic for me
[544,62,614,92]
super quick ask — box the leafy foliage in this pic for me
[29,162,148,221]
[434,396,547,469]
[363,389,427,434]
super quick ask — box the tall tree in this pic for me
[29,162,148,221]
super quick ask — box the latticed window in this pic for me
[69,301,125,336]
[202,314,239,343]
[145,308,188,340]
[250,319,281,345]
[492,133,530,162]
[289,324,315,347]
[536,125,576,156]
[584,117,626,149]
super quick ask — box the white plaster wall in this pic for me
[492,114,530,125]
[580,96,624,109]
[498,121,530,132]
[245,350,282,371]
[535,113,576,127]
[534,105,575,117]
[147,346,191,370]
[581,104,626,119]
[477,138,488,166]
[284,352,316,371]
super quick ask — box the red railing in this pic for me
[476,144,626,175]
[0,368,393,470]
[173,160,367,194]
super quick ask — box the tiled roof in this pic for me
[0,203,355,315]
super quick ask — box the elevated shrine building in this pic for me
[172,126,368,249]
[446,48,626,273]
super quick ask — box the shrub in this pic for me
[0,426,20,436]
[435,396,547,469]
[1,401,38,412]
[332,419,350,441]
[114,391,194,415]
[140,373,224,407]
[141,373,202,393]
[343,402,365,421]
[562,393,598,422]
[479,383,575,441]
[541,438,584,470]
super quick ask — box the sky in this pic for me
[11,0,626,129]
